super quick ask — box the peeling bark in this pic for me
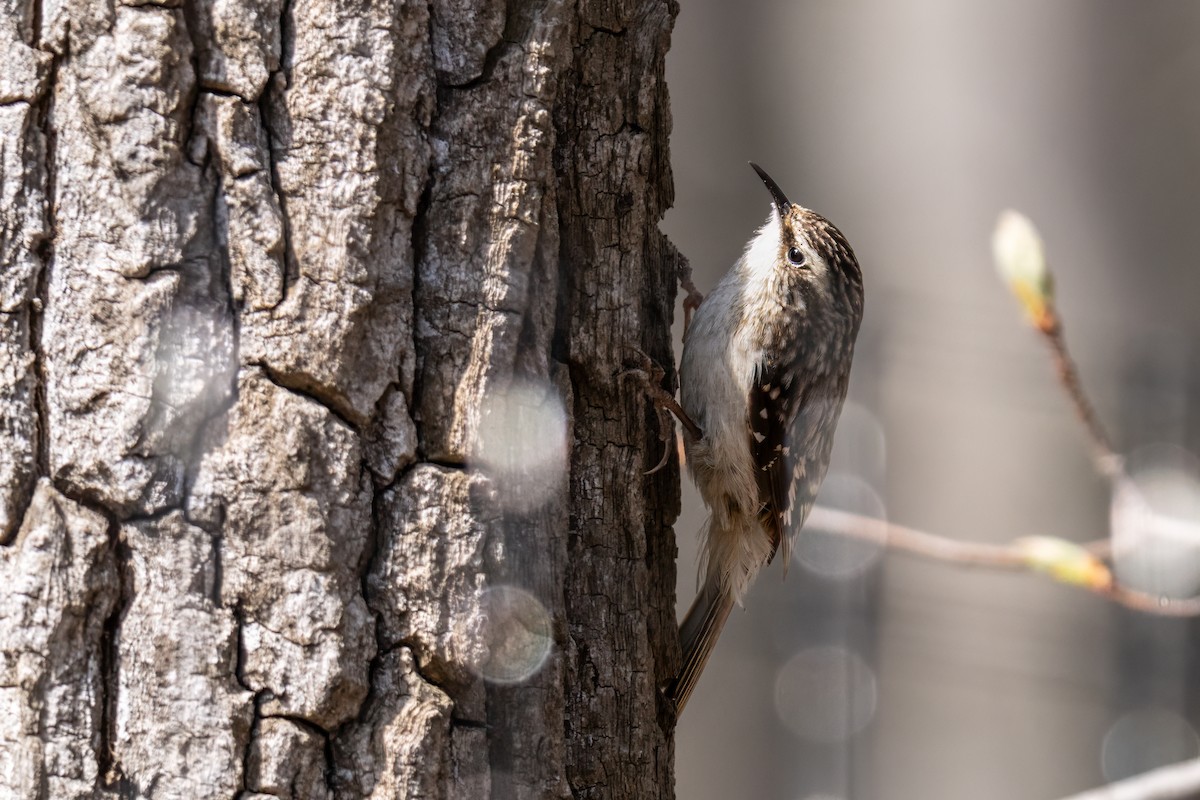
[0,0,681,796]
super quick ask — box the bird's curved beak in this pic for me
[750,162,791,219]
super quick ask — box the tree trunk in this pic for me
[0,0,681,797]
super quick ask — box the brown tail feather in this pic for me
[667,576,735,716]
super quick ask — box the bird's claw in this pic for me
[619,347,701,474]
[618,348,677,474]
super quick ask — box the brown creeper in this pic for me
[668,163,865,713]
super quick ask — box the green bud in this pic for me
[992,210,1055,330]
[1016,536,1112,590]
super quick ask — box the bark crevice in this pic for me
[257,95,296,309]
[257,0,296,310]
[97,517,131,791]
[252,361,362,433]
[20,47,60,543]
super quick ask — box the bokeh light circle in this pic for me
[475,585,554,685]
[471,379,568,514]
[1110,444,1200,598]
[1101,707,1199,784]
[795,473,886,578]
[774,645,877,742]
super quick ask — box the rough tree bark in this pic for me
[0,0,682,797]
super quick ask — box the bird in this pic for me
[667,163,865,714]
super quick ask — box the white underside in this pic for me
[679,216,787,603]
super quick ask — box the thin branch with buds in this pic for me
[794,211,1200,618]
[805,506,1200,617]
[992,210,1126,482]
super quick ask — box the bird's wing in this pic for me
[747,363,841,568]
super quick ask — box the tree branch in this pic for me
[1053,758,1200,800]
[804,506,1200,617]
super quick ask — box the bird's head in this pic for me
[746,162,864,326]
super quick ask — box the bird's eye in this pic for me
[786,246,807,266]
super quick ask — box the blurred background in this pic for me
[661,2,1200,798]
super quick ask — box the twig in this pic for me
[804,506,1200,617]
[992,210,1126,482]
[806,506,1024,569]
[1038,310,1125,482]
[1102,585,1200,617]
[1052,757,1200,800]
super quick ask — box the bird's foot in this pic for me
[619,347,702,475]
